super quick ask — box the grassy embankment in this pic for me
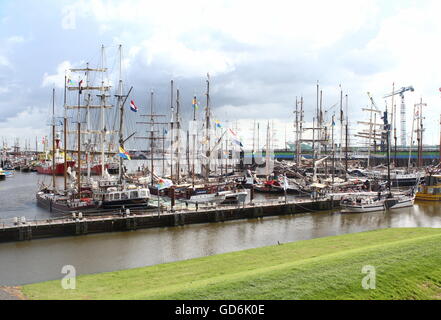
[23,228,441,300]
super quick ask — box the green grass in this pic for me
[22,228,441,300]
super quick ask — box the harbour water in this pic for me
[1,171,441,286]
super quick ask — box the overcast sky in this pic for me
[1,0,441,149]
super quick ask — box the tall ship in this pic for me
[36,45,151,214]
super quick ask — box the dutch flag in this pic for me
[130,100,138,112]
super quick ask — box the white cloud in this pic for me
[0,107,48,146]
[133,36,236,78]
[352,1,441,145]
[42,61,73,88]
[0,86,11,95]
[3,0,441,149]
[0,55,11,68]
[65,0,380,77]
[7,36,25,44]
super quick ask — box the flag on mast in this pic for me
[130,100,139,112]
[192,96,199,110]
[156,178,173,190]
[118,146,131,160]
[78,80,83,94]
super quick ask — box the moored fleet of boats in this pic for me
[1,45,441,217]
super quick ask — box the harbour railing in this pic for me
[0,196,328,230]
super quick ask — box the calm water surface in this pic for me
[1,171,441,285]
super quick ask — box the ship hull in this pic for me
[101,199,150,209]
[341,203,385,213]
[36,192,98,214]
[415,193,441,201]
[36,161,75,176]
[388,198,414,209]
[341,196,414,213]
[90,164,109,176]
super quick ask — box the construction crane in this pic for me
[383,86,414,148]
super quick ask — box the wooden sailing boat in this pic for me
[156,75,248,205]
[35,89,75,175]
[36,87,98,213]
[36,45,150,214]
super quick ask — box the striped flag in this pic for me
[192,96,199,110]
[156,178,173,190]
[118,146,131,160]
[130,100,139,112]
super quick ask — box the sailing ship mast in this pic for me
[257,122,260,160]
[339,86,344,163]
[252,119,256,165]
[299,97,304,166]
[63,74,68,191]
[416,98,427,168]
[386,109,392,194]
[204,74,211,181]
[345,94,349,182]
[312,116,316,181]
[116,46,125,184]
[85,62,91,180]
[175,88,181,182]
[192,95,197,187]
[51,88,56,190]
[392,83,398,166]
[76,78,82,198]
[293,97,303,167]
[99,45,108,178]
[170,80,174,181]
[66,45,113,190]
[110,45,135,185]
[265,121,271,178]
[357,92,383,168]
[136,91,166,187]
[149,92,155,186]
[331,114,335,184]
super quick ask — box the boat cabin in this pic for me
[93,188,150,202]
[416,175,441,200]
